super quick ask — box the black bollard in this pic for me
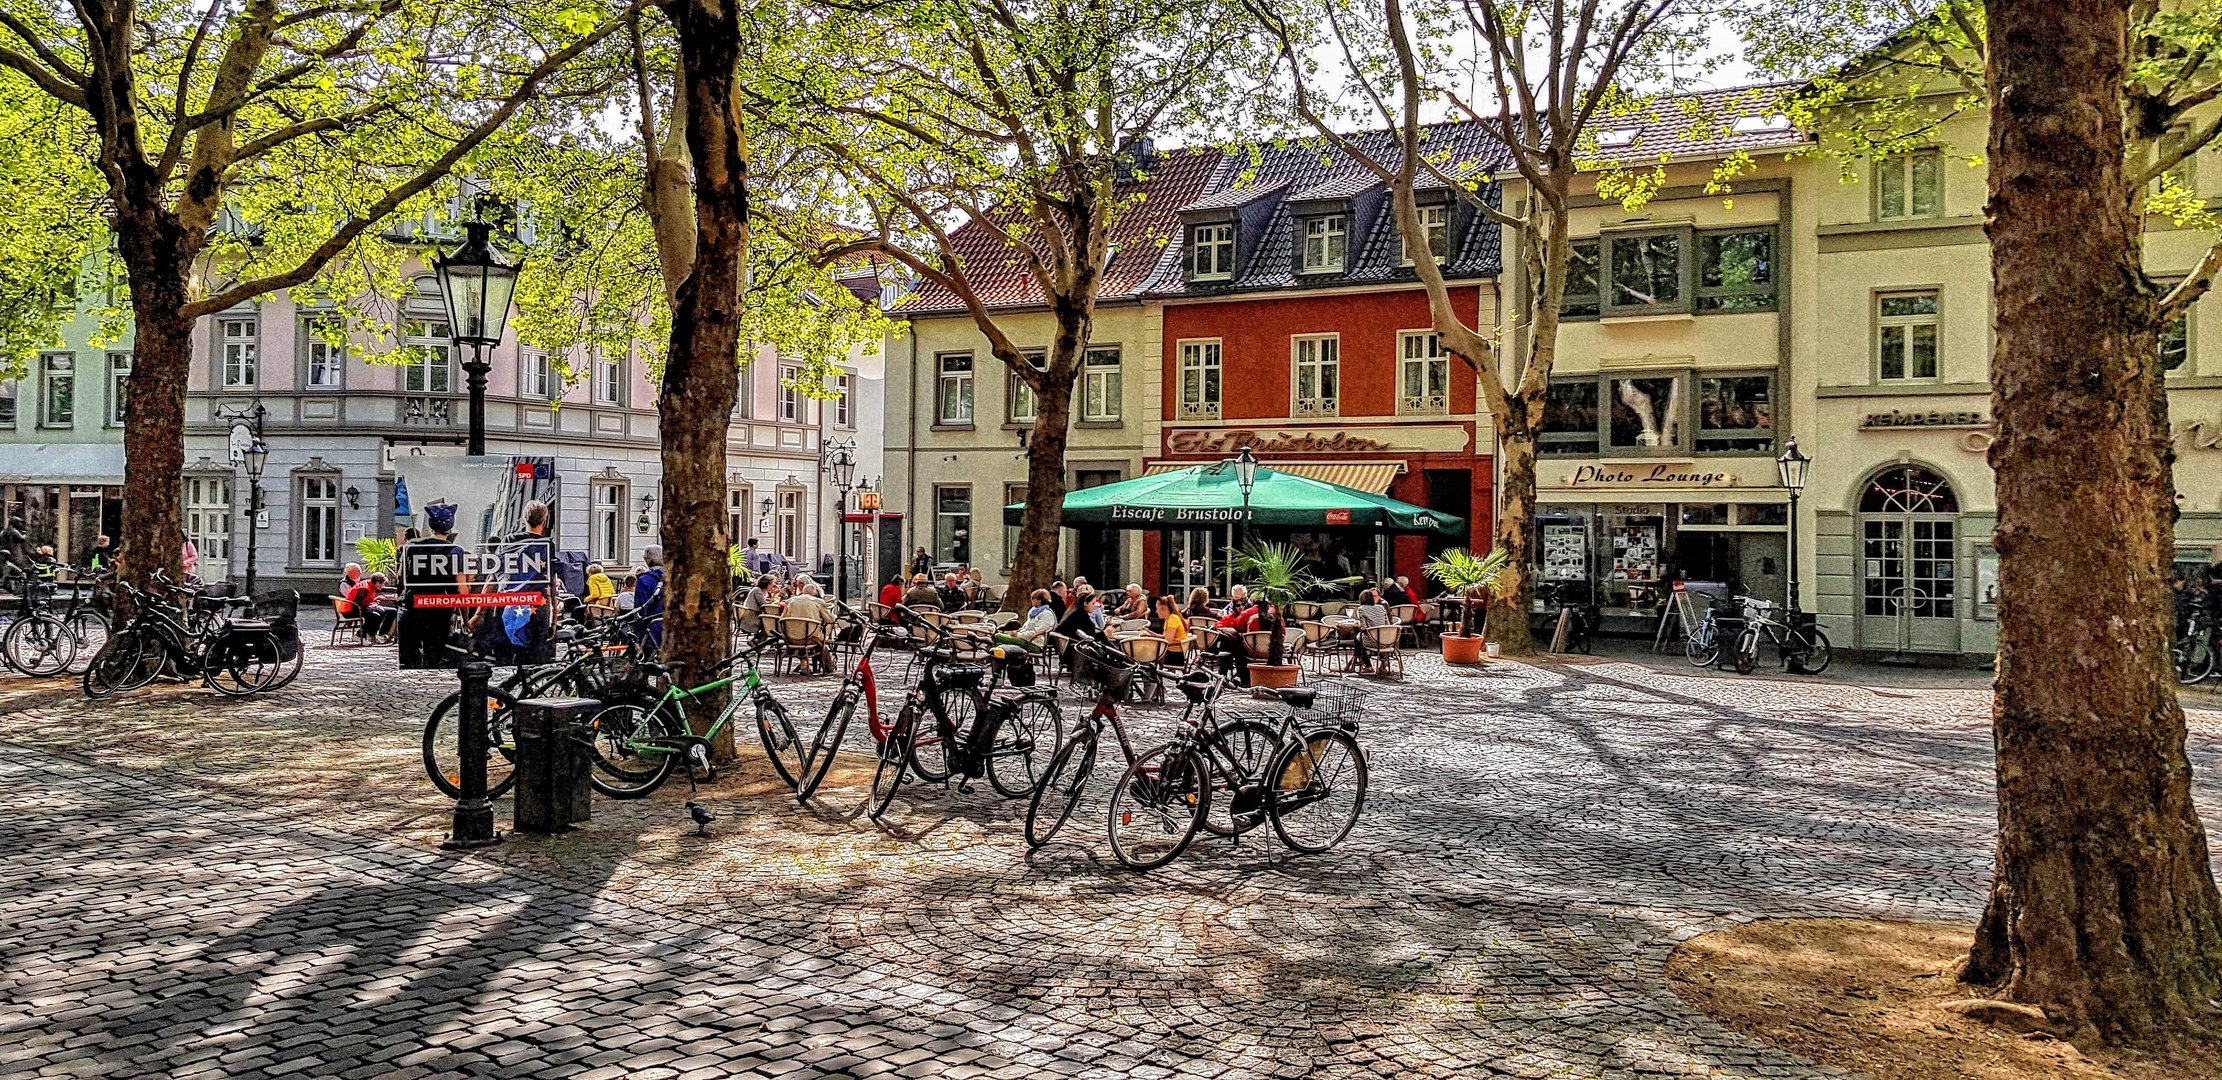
[442,659,503,849]
[514,697,599,833]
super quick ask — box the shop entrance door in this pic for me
[1856,466,1962,653]
[1071,469,1123,586]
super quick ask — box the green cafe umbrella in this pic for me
[1003,461,1464,537]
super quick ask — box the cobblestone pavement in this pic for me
[3,625,2219,1079]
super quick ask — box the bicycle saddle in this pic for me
[637,660,685,678]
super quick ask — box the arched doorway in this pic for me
[1856,465,1962,653]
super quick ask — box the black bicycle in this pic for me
[2175,604,2217,684]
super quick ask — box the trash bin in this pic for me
[514,697,599,833]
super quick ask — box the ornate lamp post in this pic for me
[821,439,856,602]
[241,436,267,596]
[1776,436,1812,613]
[1229,445,1260,593]
[433,219,520,456]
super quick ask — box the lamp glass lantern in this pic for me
[828,445,856,489]
[434,220,520,347]
[1233,446,1259,499]
[1775,436,1811,492]
[243,440,269,481]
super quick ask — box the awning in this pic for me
[1144,460,1400,495]
[0,443,126,485]
[1006,461,1463,536]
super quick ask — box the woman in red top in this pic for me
[877,575,905,621]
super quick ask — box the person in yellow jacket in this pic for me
[583,562,617,622]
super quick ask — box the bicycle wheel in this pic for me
[1684,628,1718,668]
[756,696,806,791]
[910,686,979,783]
[2,614,74,676]
[209,632,285,696]
[796,689,858,802]
[422,685,522,800]
[1024,728,1098,849]
[1199,717,1281,838]
[2176,634,2216,684]
[584,699,678,798]
[868,706,914,820]
[1267,729,1368,854]
[62,610,107,675]
[1733,628,1758,675]
[114,628,169,692]
[988,696,1063,798]
[82,626,149,698]
[1106,742,1209,871]
[1797,628,1833,676]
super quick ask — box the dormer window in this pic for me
[1596,127,1640,149]
[1187,222,1235,281]
[1402,204,1451,265]
[1300,215,1347,273]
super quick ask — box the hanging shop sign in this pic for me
[1164,424,1468,456]
[1859,408,1991,430]
[1561,462,1738,488]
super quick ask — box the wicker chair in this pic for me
[1286,601,1323,623]
[328,596,363,645]
[1119,634,1171,702]
[1388,604,1426,647]
[1299,619,1350,676]
[772,615,829,675]
[1357,622,1405,678]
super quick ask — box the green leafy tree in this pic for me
[0,72,104,375]
[1741,0,2222,1044]
[1245,0,1728,653]
[762,0,1270,609]
[0,0,638,590]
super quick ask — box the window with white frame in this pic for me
[1292,335,1339,416]
[297,474,340,565]
[184,476,232,562]
[520,350,553,399]
[106,352,130,426]
[833,371,853,427]
[727,486,752,547]
[1177,339,1221,420]
[1300,215,1347,273]
[591,482,627,563]
[1403,204,1451,265]
[936,353,974,425]
[1398,331,1449,414]
[0,379,16,428]
[778,364,802,422]
[302,316,344,389]
[776,487,803,556]
[1877,290,1941,381]
[934,485,971,564]
[1009,351,1042,423]
[1187,222,1235,280]
[402,320,453,393]
[590,348,622,405]
[1080,347,1121,422]
[220,318,258,388]
[1875,150,1942,221]
[39,352,72,427]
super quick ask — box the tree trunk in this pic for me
[1486,429,1538,654]
[111,209,194,593]
[1968,0,2222,1044]
[1007,370,1075,611]
[656,0,746,762]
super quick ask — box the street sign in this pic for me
[858,491,882,511]
[394,454,561,669]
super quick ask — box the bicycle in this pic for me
[1,566,108,677]
[2174,605,2216,684]
[1684,592,1741,668]
[1728,596,1833,676]
[1024,644,1281,851]
[81,578,300,698]
[583,637,799,800]
[421,611,660,799]
[862,628,1003,821]
[788,614,919,802]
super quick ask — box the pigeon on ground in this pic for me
[687,801,715,836]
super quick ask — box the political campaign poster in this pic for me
[394,454,561,669]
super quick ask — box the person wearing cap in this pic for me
[398,501,467,667]
[903,573,941,610]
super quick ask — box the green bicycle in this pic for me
[584,639,800,800]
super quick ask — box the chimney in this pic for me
[1115,136,1156,181]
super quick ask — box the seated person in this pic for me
[1382,576,1413,608]
[936,572,969,611]
[778,581,835,672]
[1155,595,1190,662]
[903,573,943,610]
[1182,587,1215,622]
[346,572,399,640]
[1349,589,1393,671]
[1115,584,1150,621]
[996,589,1059,651]
[878,575,906,620]
[583,563,617,621]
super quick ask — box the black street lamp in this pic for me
[221,401,269,597]
[433,219,520,456]
[1229,446,1260,594]
[822,438,857,602]
[1776,436,1812,613]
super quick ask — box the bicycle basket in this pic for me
[254,590,301,624]
[1294,678,1365,725]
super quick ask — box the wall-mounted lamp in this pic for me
[635,491,656,534]
[758,496,775,530]
[345,485,362,510]
[1015,427,1031,451]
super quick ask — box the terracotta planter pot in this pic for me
[1249,663,1302,689]
[1440,633,1487,665]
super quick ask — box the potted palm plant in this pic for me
[1424,547,1511,665]
[1230,541,1323,689]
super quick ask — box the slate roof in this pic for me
[1576,83,1812,166]
[1142,121,1512,300]
[893,145,1222,316]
